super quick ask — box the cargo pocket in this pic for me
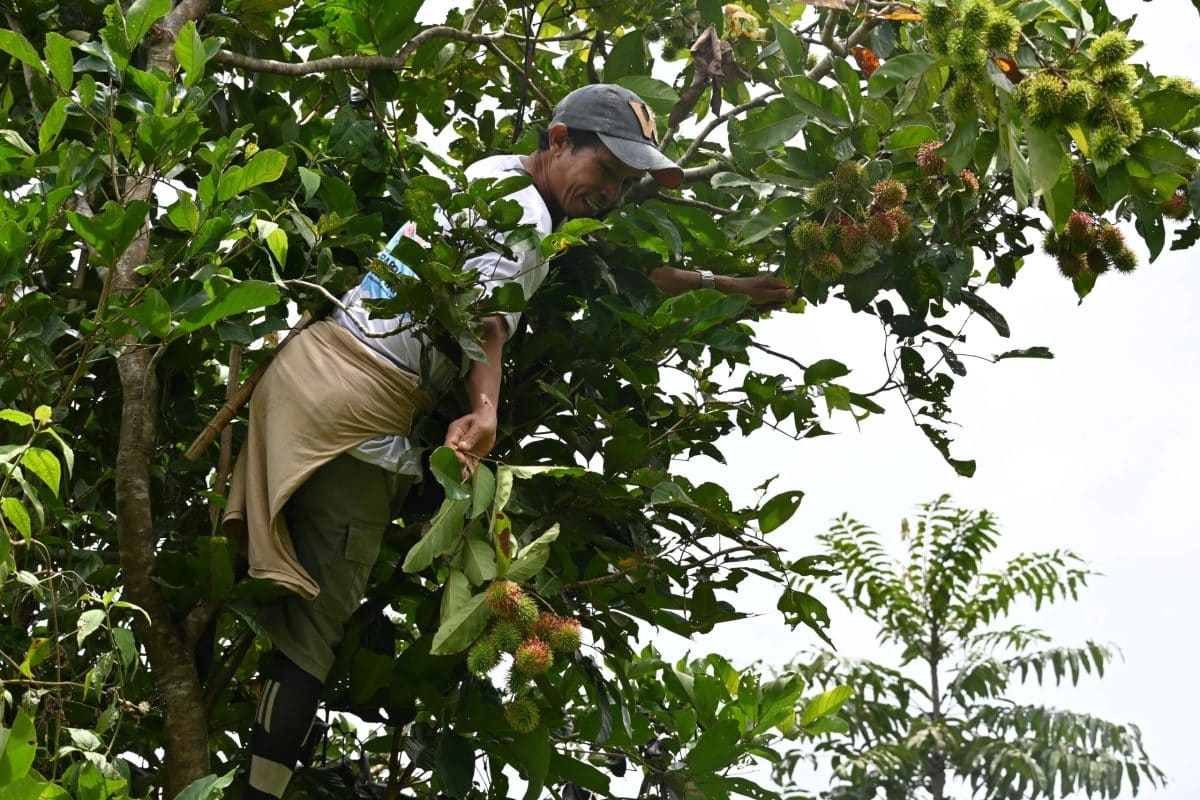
[345,519,384,567]
[334,519,386,620]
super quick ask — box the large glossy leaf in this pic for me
[173,280,281,337]
[403,498,471,573]
[430,592,491,655]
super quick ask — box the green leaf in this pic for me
[759,491,804,533]
[0,410,33,427]
[298,166,322,203]
[772,19,807,75]
[511,731,552,800]
[44,33,74,90]
[738,196,807,246]
[2,497,31,539]
[20,448,60,497]
[504,524,559,583]
[461,535,497,585]
[1027,125,1065,196]
[739,99,805,151]
[686,718,740,772]
[888,125,938,151]
[125,0,172,48]
[125,287,172,338]
[1129,136,1194,176]
[174,280,281,337]
[801,685,854,726]
[804,716,849,735]
[430,592,491,655]
[265,227,288,268]
[430,445,471,500]
[804,358,849,384]
[434,730,476,799]
[440,569,471,622]
[0,710,38,786]
[550,753,611,794]
[65,200,152,264]
[76,608,106,645]
[172,770,237,800]
[962,290,1010,337]
[174,21,208,87]
[604,31,645,82]
[218,149,288,201]
[867,53,937,98]
[781,75,851,126]
[940,116,979,173]
[994,346,1054,361]
[403,498,470,573]
[0,29,47,77]
[470,464,495,519]
[1137,89,1197,131]
[614,76,679,117]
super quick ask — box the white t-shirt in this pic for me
[333,154,554,473]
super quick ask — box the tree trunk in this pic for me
[928,617,945,800]
[111,5,215,795]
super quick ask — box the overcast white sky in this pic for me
[654,2,1200,798]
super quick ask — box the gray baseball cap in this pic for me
[550,84,684,189]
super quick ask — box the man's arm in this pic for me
[444,315,508,478]
[648,266,794,305]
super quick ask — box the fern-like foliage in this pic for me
[780,497,1164,799]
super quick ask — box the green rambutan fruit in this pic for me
[1028,72,1064,110]
[513,595,540,630]
[925,2,955,32]
[956,57,988,84]
[822,222,844,253]
[1042,229,1060,256]
[1108,100,1144,141]
[489,620,524,653]
[467,639,500,676]
[1012,80,1035,115]
[948,81,978,117]
[960,0,992,32]
[1056,251,1085,279]
[948,30,983,63]
[1097,64,1137,98]
[984,12,1020,52]
[871,179,908,210]
[1111,247,1138,272]
[1089,30,1134,68]
[486,580,523,618]
[887,207,914,238]
[1097,224,1125,256]
[1160,76,1200,98]
[867,211,900,244]
[1073,164,1103,209]
[1090,125,1128,163]
[958,169,980,197]
[547,617,582,655]
[1061,80,1093,122]
[835,161,867,194]
[916,176,942,204]
[504,698,541,733]
[809,251,844,282]
[533,612,558,640]
[1087,247,1111,273]
[1066,210,1095,249]
[917,141,947,176]
[791,220,824,250]
[1178,130,1200,149]
[807,179,838,207]
[1160,192,1190,220]
[514,638,554,676]
[928,29,951,57]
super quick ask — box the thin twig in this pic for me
[650,194,733,216]
[679,91,780,165]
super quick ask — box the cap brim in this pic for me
[598,132,685,190]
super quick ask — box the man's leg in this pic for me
[245,453,409,799]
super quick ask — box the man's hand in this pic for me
[444,394,497,480]
[718,274,795,306]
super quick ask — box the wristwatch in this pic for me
[697,269,716,289]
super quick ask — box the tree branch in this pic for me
[679,90,780,165]
[211,27,504,77]
[650,193,733,216]
[628,162,724,204]
[807,15,877,81]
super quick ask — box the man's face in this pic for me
[543,124,644,219]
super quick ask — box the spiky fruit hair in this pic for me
[947,81,978,117]
[1111,247,1138,272]
[809,251,844,283]
[1067,210,1096,249]
[486,580,523,618]
[867,211,900,244]
[917,141,947,176]
[791,220,824,251]
[840,222,871,262]
[1087,247,1111,274]
[822,222,844,254]
[1097,224,1126,257]
[887,207,914,239]
[514,595,540,630]
[1056,252,1086,279]
[1090,125,1128,163]
[960,0,992,31]
[489,620,524,653]
[807,179,839,208]
[504,698,541,733]
[835,161,868,194]
[1161,193,1190,220]
[514,638,554,676]
[1089,30,1134,68]
[871,179,908,210]
[924,2,955,33]
[547,617,582,655]
[1042,229,1061,257]
[1159,76,1200,98]
[467,639,500,676]
[984,12,1020,52]
[1097,64,1137,98]
[1061,80,1093,122]
[958,169,980,197]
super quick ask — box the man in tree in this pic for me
[225,83,793,799]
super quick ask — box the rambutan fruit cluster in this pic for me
[468,579,586,733]
[1012,28,1144,164]
[1042,209,1137,281]
[922,0,1020,113]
